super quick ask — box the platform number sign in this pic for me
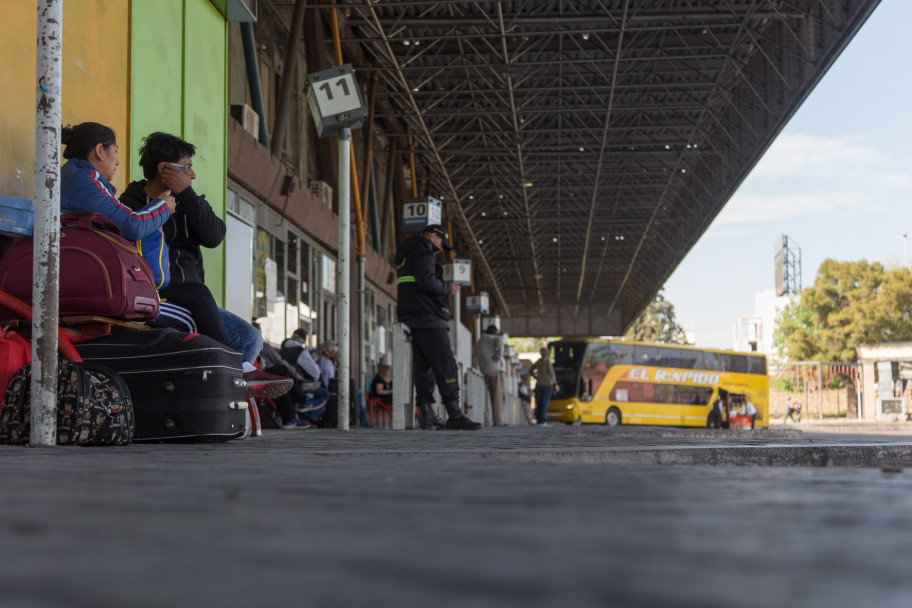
[306,64,367,138]
[403,196,442,231]
[313,73,360,116]
[466,292,490,314]
[444,259,472,286]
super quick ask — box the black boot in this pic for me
[418,404,446,430]
[443,401,482,431]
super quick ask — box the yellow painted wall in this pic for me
[0,1,130,199]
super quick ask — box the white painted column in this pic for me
[336,128,351,430]
[31,0,64,447]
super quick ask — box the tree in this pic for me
[774,259,912,361]
[772,299,819,361]
[508,336,558,357]
[624,290,689,344]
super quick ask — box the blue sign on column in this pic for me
[0,195,34,236]
[466,292,490,314]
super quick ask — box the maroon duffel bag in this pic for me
[0,211,160,321]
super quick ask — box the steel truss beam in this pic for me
[285,0,881,336]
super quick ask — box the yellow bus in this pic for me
[545,338,769,428]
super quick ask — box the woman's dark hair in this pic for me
[61,122,117,160]
[138,132,196,180]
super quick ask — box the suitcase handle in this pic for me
[60,210,123,237]
[0,290,83,362]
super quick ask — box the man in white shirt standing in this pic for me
[743,396,757,428]
[476,324,507,426]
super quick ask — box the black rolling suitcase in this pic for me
[74,328,247,442]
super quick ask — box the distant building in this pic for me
[856,342,912,420]
[733,289,795,361]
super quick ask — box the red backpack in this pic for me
[0,327,30,399]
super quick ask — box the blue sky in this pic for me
[663,0,912,350]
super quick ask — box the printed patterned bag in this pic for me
[0,358,134,446]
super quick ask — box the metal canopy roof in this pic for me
[313,0,880,337]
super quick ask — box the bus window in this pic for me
[655,384,675,403]
[662,349,682,369]
[611,381,655,403]
[608,342,633,366]
[721,354,747,373]
[748,356,767,374]
[677,386,713,405]
[613,381,713,406]
[703,352,718,371]
[553,342,584,368]
[582,343,613,399]
[677,350,700,370]
[735,355,748,373]
[635,345,661,366]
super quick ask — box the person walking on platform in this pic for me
[784,397,802,423]
[476,324,507,426]
[395,224,482,431]
[530,347,559,426]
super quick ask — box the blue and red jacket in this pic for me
[60,158,171,242]
[119,180,171,289]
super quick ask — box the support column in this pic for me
[336,128,351,430]
[31,0,64,447]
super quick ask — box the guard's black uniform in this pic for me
[394,235,459,407]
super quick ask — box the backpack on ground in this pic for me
[0,357,135,446]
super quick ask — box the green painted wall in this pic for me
[130,0,228,304]
[129,0,184,165]
[184,0,228,304]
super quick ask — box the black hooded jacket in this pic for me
[120,180,226,285]
[394,235,453,329]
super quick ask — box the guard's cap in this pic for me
[423,224,453,251]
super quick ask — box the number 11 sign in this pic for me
[306,64,367,138]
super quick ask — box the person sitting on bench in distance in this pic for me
[118,131,290,398]
[254,324,322,428]
[370,364,393,406]
[280,329,331,425]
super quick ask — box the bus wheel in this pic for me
[605,407,621,427]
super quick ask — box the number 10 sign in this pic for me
[306,64,367,138]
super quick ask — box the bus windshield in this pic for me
[551,341,585,399]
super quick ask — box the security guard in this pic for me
[395,224,482,430]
